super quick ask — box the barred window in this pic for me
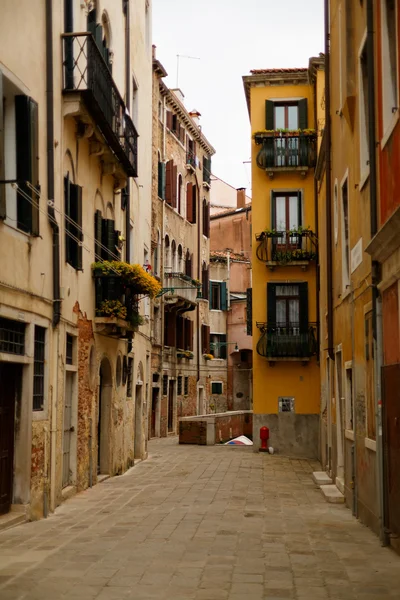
[127,357,134,398]
[33,326,46,411]
[0,317,25,355]
[184,376,189,396]
[163,374,168,396]
[66,334,74,365]
[177,375,183,395]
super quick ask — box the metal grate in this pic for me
[177,375,182,396]
[184,376,189,396]
[66,334,74,365]
[0,317,26,355]
[33,326,46,411]
[278,397,295,412]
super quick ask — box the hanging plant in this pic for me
[96,300,127,320]
[91,261,162,298]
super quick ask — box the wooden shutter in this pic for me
[186,183,193,223]
[0,71,5,219]
[176,316,184,349]
[298,98,308,129]
[265,100,274,129]
[94,210,103,260]
[171,165,177,208]
[187,319,194,351]
[209,281,213,307]
[165,160,173,205]
[166,111,173,130]
[15,95,39,235]
[220,282,228,311]
[192,185,197,224]
[246,288,252,336]
[185,250,192,277]
[64,175,71,265]
[103,219,115,261]
[299,282,309,333]
[201,324,210,353]
[267,283,277,324]
[207,202,211,237]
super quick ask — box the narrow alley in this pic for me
[0,438,399,600]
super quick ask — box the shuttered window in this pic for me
[176,315,185,350]
[15,95,39,235]
[210,282,227,310]
[184,376,189,396]
[265,98,308,130]
[267,282,308,333]
[185,250,192,278]
[164,310,176,348]
[94,210,103,260]
[33,326,46,411]
[184,318,194,351]
[64,175,83,270]
[202,263,209,300]
[201,324,210,354]
[202,200,210,237]
[210,334,227,359]
[186,182,193,223]
[158,160,165,199]
[246,288,252,336]
[165,160,173,205]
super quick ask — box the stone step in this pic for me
[336,476,345,495]
[312,471,333,487]
[0,511,26,533]
[320,484,345,504]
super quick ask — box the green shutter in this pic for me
[76,185,83,270]
[299,282,309,333]
[95,24,103,51]
[220,282,227,311]
[94,210,102,260]
[64,175,71,264]
[267,283,277,324]
[87,8,97,36]
[106,219,115,260]
[0,70,5,219]
[246,288,252,336]
[298,98,308,129]
[265,100,274,129]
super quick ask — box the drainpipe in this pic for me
[312,70,320,364]
[196,182,201,395]
[124,0,131,264]
[47,0,61,327]
[366,0,387,546]
[324,0,334,361]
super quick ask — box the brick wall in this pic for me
[179,411,253,445]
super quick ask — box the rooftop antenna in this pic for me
[176,54,200,88]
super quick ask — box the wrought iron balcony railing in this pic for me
[255,132,317,171]
[256,322,317,359]
[62,33,138,177]
[186,149,197,169]
[163,272,200,304]
[255,230,317,266]
[93,272,141,335]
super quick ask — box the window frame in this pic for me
[358,33,370,186]
[211,381,223,395]
[33,325,47,412]
[380,0,399,147]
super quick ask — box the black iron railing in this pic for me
[94,273,140,330]
[62,33,138,177]
[255,230,317,265]
[256,322,317,359]
[255,133,317,170]
[186,149,196,169]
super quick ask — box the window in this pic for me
[33,326,46,411]
[187,138,196,167]
[177,244,183,273]
[64,175,83,270]
[158,156,165,199]
[210,281,227,311]
[163,374,168,396]
[186,183,196,224]
[279,397,295,412]
[341,177,350,290]
[177,174,183,214]
[203,156,211,185]
[94,210,117,261]
[165,160,177,208]
[381,0,398,135]
[201,324,210,354]
[210,334,227,359]
[211,382,223,395]
[345,363,353,431]
[66,334,74,365]
[132,74,139,128]
[164,310,176,347]
[265,99,307,167]
[272,192,301,232]
[185,249,192,278]
[0,317,25,355]
[267,282,308,333]
[171,240,176,272]
[359,40,369,179]
[184,318,194,351]
[202,262,209,300]
[184,376,189,396]
[177,375,183,395]
[0,81,40,234]
[202,200,210,237]
[127,357,133,398]
[164,235,170,271]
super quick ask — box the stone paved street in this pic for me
[0,438,400,600]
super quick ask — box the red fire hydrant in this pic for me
[259,426,269,452]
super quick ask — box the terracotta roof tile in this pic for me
[250,67,308,74]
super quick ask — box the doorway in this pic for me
[168,380,175,432]
[151,387,160,438]
[383,364,400,544]
[335,351,344,479]
[62,372,74,488]
[0,363,21,515]
[134,383,143,459]
[98,358,112,475]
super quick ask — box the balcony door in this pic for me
[265,99,308,168]
[272,192,302,251]
[267,282,309,358]
[275,285,300,334]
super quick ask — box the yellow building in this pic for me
[243,58,324,457]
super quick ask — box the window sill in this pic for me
[345,429,354,441]
[359,169,370,191]
[66,364,78,373]
[381,109,399,150]
[2,220,33,240]
[364,437,376,452]
[210,309,223,312]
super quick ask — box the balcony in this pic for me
[93,272,141,337]
[255,132,317,178]
[62,33,138,178]
[256,322,317,362]
[255,230,317,270]
[163,272,200,309]
[186,150,196,172]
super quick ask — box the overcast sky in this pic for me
[152,0,324,194]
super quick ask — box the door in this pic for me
[0,363,20,515]
[62,372,74,488]
[274,103,299,167]
[151,388,158,438]
[168,380,175,432]
[134,384,143,459]
[335,352,344,478]
[383,364,400,538]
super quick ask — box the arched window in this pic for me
[153,229,161,276]
[165,235,170,271]
[177,244,183,273]
[171,240,176,273]
[177,174,183,214]
[185,249,192,278]
[202,262,209,300]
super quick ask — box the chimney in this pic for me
[152,44,157,60]
[189,109,201,126]
[171,88,185,105]
[237,187,246,209]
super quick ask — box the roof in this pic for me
[250,67,308,74]
[210,251,251,263]
[211,205,252,219]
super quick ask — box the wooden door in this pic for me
[383,364,400,538]
[0,363,20,515]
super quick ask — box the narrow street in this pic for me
[0,439,399,600]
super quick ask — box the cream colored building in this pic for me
[0,0,154,522]
[150,49,216,436]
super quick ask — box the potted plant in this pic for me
[203,353,214,361]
